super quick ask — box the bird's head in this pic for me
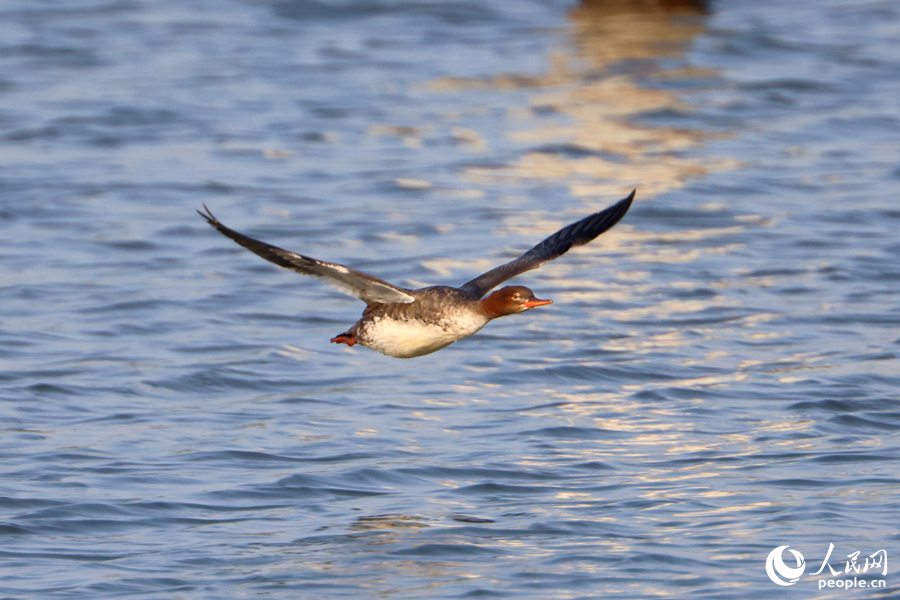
[480,285,553,318]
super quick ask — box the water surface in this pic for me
[1,0,899,598]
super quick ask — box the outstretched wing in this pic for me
[197,205,415,305]
[459,191,634,299]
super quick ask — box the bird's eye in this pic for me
[512,293,520,301]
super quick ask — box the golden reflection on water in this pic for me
[443,0,736,200]
[412,1,756,336]
[342,6,846,579]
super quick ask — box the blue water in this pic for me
[1,0,899,598]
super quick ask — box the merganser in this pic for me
[198,191,633,358]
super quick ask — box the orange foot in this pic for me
[330,332,356,346]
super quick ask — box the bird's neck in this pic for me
[479,294,510,319]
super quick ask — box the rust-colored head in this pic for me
[480,285,553,318]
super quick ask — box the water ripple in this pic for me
[1,0,898,598]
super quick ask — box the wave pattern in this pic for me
[1,0,898,598]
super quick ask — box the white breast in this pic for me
[359,313,490,359]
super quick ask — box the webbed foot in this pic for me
[330,331,356,346]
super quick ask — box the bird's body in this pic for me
[198,191,634,358]
[345,286,492,358]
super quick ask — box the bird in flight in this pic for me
[198,191,633,358]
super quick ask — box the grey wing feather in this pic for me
[197,205,415,305]
[459,191,634,299]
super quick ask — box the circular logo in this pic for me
[766,545,806,586]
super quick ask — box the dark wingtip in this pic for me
[197,203,218,226]
[606,189,635,222]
